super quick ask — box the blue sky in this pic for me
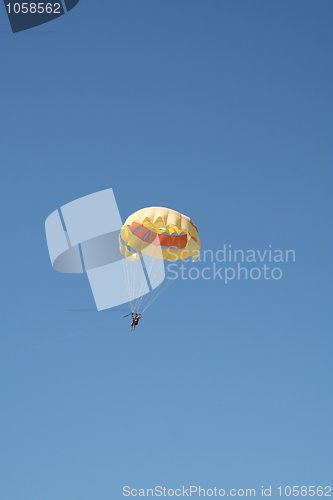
[0,1,332,498]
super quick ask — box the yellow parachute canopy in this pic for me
[119,207,200,261]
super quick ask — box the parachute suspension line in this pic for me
[143,249,166,310]
[122,255,135,313]
[141,282,170,314]
[140,261,164,311]
[122,261,131,312]
[134,249,172,314]
[139,252,153,293]
[133,252,151,313]
[130,259,145,313]
[132,251,159,313]
[141,278,174,313]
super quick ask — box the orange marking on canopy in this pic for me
[128,222,188,249]
[158,233,188,249]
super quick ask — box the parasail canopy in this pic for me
[119,206,200,261]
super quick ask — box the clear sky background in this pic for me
[0,1,332,498]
